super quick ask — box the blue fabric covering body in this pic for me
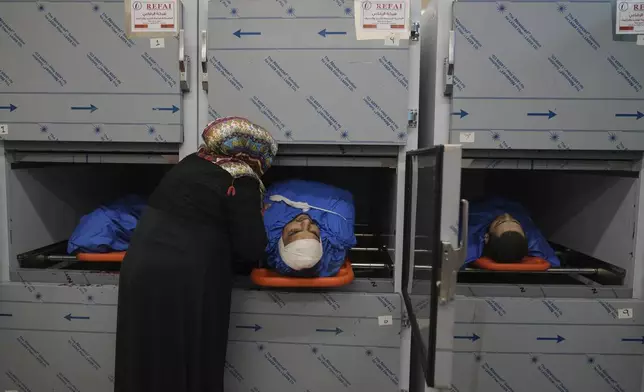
[466,197,560,267]
[263,180,357,277]
[67,195,147,254]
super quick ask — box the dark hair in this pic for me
[483,231,528,263]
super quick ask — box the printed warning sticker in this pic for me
[126,0,179,37]
[616,0,644,35]
[354,0,410,40]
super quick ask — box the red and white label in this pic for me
[130,0,178,34]
[361,1,406,30]
[616,1,644,35]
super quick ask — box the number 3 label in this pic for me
[618,308,633,319]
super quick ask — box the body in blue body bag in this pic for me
[465,197,561,267]
[67,195,146,254]
[262,180,357,277]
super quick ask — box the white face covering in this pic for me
[279,238,323,270]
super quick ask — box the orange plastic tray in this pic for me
[473,256,551,271]
[251,261,355,288]
[76,252,126,262]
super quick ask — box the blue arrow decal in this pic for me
[454,333,480,342]
[0,104,17,112]
[153,105,180,114]
[621,336,644,344]
[452,109,468,119]
[537,335,565,343]
[71,105,98,113]
[0,313,12,317]
[236,324,262,332]
[234,29,261,38]
[316,327,343,335]
[527,110,556,119]
[64,313,90,321]
[318,29,347,37]
[615,111,643,120]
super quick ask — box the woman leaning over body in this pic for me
[114,117,277,392]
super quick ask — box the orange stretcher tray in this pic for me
[76,252,126,262]
[473,256,550,271]
[251,261,355,288]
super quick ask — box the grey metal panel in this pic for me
[462,149,644,161]
[11,269,122,286]
[3,141,180,153]
[0,283,402,392]
[431,296,644,391]
[463,284,633,299]
[207,0,410,144]
[4,282,644,391]
[0,0,182,143]
[412,280,634,298]
[224,341,400,392]
[11,269,398,293]
[450,0,644,150]
[451,352,644,392]
[462,158,639,171]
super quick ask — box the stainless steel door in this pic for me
[402,145,465,391]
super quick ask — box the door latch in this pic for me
[200,30,209,92]
[178,29,190,93]
[408,109,418,128]
[410,21,420,41]
[443,30,455,97]
[439,199,468,304]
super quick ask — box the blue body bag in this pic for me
[67,195,146,254]
[465,197,561,267]
[263,180,357,277]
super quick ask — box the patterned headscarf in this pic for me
[198,117,278,194]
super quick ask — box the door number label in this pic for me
[0,124,7,135]
[378,315,393,326]
[150,38,165,48]
[618,308,633,319]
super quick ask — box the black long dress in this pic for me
[114,153,267,392]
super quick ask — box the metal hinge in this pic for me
[410,21,420,41]
[408,109,418,128]
[178,29,190,93]
[439,200,469,305]
[443,30,455,97]
[401,313,411,328]
[200,30,209,92]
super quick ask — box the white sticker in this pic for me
[354,0,410,40]
[127,0,178,36]
[618,308,634,319]
[459,132,475,143]
[378,315,393,326]
[638,35,644,45]
[362,1,406,30]
[150,38,165,48]
[384,33,400,46]
[0,124,7,136]
[616,0,644,35]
